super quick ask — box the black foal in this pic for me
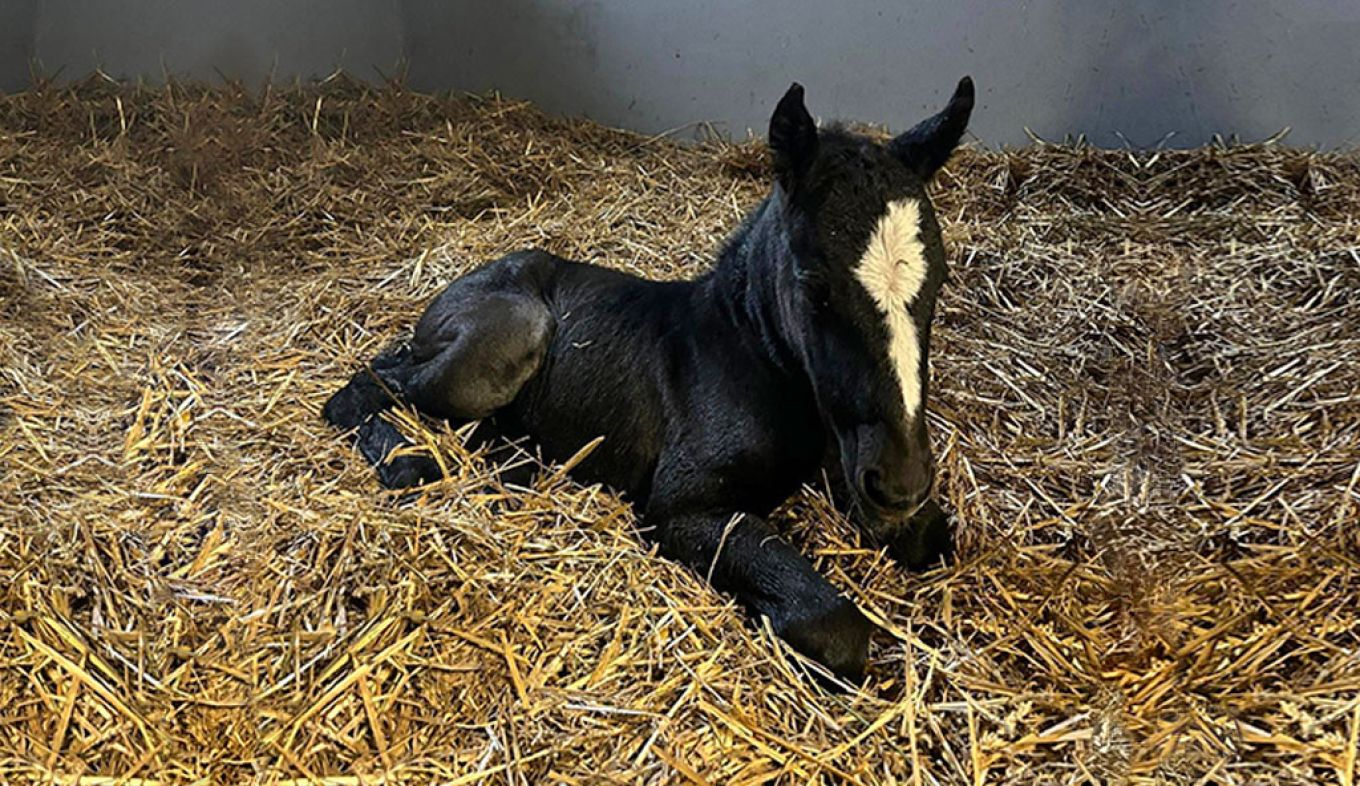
[324,78,974,682]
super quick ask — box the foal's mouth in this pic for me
[845,490,928,537]
[898,498,929,520]
[842,488,952,570]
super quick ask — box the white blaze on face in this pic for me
[853,198,929,422]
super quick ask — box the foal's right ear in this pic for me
[769,83,818,184]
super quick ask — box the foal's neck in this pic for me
[702,190,803,377]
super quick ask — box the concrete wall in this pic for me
[0,1,39,93]
[17,0,403,86]
[4,0,1360,148]
[401,0,1360,148]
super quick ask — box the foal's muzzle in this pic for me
[844,423,951,570]
[851,423,934,515]
[857,464,932,515]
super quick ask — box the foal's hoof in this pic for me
[377,455,442,490]
[888,499,954,571]
[780,596,872,686]
[323,382,376,431]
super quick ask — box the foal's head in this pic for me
[767,78,973,565]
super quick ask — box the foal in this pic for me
[324,78,973,682]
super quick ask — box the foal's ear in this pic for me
[769,82,818,183]
[890,76,974,180]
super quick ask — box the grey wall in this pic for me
[0,1,38,92]
[15,0,403,86]
[5,1,1360,148]
[403,0,1360,148]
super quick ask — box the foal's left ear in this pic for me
[769,82,818,183]
[890,76,974,180]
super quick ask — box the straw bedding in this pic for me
[0,76,1356,785]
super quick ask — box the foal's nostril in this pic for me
[860,469,898,510]
[864,467,886,505]
[860,467,930,511]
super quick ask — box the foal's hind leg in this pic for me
[324,253,555,489]
[323,346,445,489]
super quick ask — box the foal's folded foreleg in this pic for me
[650,509,872,683]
